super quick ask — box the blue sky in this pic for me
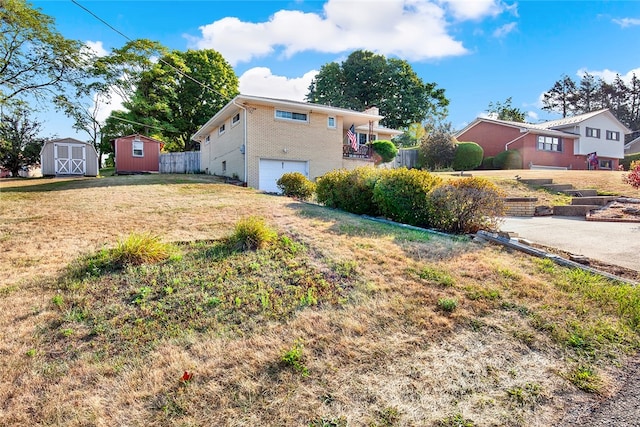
[32,0,640,140]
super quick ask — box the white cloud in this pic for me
[85,40,108,57]
[239,68,318,101]
[441,0,504,20]
[189,0,480,65]
[526,111,538,121]
[493,22,517,38]
[93,89,125,124]
[613,17,640,28]
[577,67,640,84]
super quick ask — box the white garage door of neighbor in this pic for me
[259,159,308,193]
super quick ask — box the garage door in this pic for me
[259,159,308,193]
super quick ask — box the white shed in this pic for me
[40,138,99,177]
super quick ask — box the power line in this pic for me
[71,0,233,103]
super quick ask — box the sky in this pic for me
[30,0,640,140]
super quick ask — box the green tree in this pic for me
[575,72,601,114]
[393,122,427,148]
[0,0,85,106]
[306,50,448,129]
[0,108,45,176]
[418,123,456,170]
[122,49,239,151]
[486,97,525,122]
[542,75,578,118]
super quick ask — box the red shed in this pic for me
[111,134,164,174]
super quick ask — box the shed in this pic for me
[40,138,99,177]
[111,134,164,174]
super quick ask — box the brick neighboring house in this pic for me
[192,94,402,192]
[456,109,630,170]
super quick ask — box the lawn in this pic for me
[1,172,639,426]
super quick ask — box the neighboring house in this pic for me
[40,138,99,177]
[111,134,164,174]
[456,109,630,170]
[192,94,402,192]
[625,136,640,156]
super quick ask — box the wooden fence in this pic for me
[396,148,419,169]
[159,151,200,174]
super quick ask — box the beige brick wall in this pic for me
[504,198,537,216]
[245,103,344,188]
[202,113,246,179]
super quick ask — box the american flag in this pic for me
[347,124,358,150]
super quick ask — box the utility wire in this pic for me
[109,115,171,132]
[71,0,234,103]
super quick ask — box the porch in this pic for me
[343,144,372,159]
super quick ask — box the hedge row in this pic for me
[312,167,504,234]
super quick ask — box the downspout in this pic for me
[505,132,527,151]
[233,100,248,185]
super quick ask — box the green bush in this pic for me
[316,167,382,215]
[371,139,398,163]
[276,172,315,200]
[493,149,522,169]
[481,156,495,170]
[430,177,506,233]
[228,216,277,251]
[452,141,484,171]
[621,153,640,171]
[111,233,175,266]
[372,168,442,227]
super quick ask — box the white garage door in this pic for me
[259,159,309,193]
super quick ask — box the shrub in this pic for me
[452,141,484,171]
[481,156,495,170]
[316,167,382,215]
[418,124,457,170]
[430,177,506,233]
[276,172,315,200]
[371,139,398,164]
[228,216,277,251]
[493,149,522,169]
[373,168,442,227]
[623,161,640,189]
[111,233,174,266]
[620,153,640,171]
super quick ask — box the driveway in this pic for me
[500,216,640,272]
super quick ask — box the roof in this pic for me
[625,136,640,150]
[539,108,632,133]
[455,117,578,139]
[40,138,98,156]
[112,134,164,144]
[192,94,399,141]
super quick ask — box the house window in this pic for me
[219,123,226,135]
[222,160,227,173]
[327,116,336,128]
[357,133,378,144]
[232,113,240,126]
[132,139,144,157]
[537,135,562,152]
[205,135,210,145]
[599,159,613,170]
[606,130,620,141]
[586,127,601,138]
[275,109,308,122]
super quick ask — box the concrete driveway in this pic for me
[500,216,640,272]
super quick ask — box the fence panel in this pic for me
[396,148,419,169]
[159,152,201,174]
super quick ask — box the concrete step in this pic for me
[561,189,598,197]
[553,204,600,216]
[541,183,574,192]
[518,178,554,185]
[570,196,617,206]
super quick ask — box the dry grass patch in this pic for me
[1,174,640,426]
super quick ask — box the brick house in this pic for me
[192,94,402,192]
[456,109,630,170]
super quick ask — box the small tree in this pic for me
[418,123,456,170]
[371,139,398,164]
[0,108,45,176]
[452,141,483,171]
[623,161,640,189]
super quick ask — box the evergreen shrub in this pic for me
[276,172,316,200]
[316,167,382,215]
[452,141,484,171]
[493,149,522,169]
[371,139,398,164]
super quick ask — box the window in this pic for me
[205,135,210,144]
[599,159,613,170]
[132,138,144,157]
[606,130,620,141]
[357,133,378,144]
[586,127,601,138]
[537,135,562,152]
[327,116,336,128]
[232,113,240,126]
[222,160,227,173]
[219,123,226,135]
[275,109,308,122]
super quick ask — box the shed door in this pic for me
[258,159,308,193]
[55,144,86,175]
